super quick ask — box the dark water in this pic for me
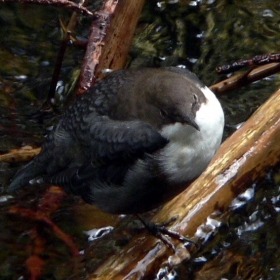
[0,0,280,279]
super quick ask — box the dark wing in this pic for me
[46,115,168,186]
[10,115,168,193]
[77,115,168,161]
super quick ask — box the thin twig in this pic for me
[1,0,94,16]
[216,53,280,74]
[211,62,280,94]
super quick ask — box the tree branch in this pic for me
[77,0,145,94]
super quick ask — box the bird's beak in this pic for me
[188,119,200,131]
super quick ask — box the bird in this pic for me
[9,67,224,215]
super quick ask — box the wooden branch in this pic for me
[95,0,145,79]
[211,62,280,94]
[216,53,280,74]
[77,0,119,94]
[0,146,41,162]
[77,0,145,94]
[89,88,280,279]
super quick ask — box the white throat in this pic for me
[158,86,224,184]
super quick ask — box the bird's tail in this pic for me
[8,161,40,192]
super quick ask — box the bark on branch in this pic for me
[211,62,280,94]
[77,0,145,94]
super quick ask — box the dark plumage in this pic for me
[9,67,224,214]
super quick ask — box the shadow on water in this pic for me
[0,0,280,279]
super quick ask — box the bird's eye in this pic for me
[192,94,200,115]
[193,94,199,104]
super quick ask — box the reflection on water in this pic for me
[0,0,280,279]
[84,226,114,241]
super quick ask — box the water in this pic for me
[0,0,280,279]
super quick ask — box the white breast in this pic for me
[158,86,224,184]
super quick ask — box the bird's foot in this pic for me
[136,215,198,252]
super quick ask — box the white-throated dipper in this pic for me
[9,67,224,215]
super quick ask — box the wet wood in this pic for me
[90,88,280,279]
[0,146,41,162]
[216,53,280,74]
[95,0,145,79]
[77,0,119,94]
[77,0,145,94]
[194,248,263,280]
[211,62,280,94]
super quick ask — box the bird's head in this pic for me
[146,72,206,131]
